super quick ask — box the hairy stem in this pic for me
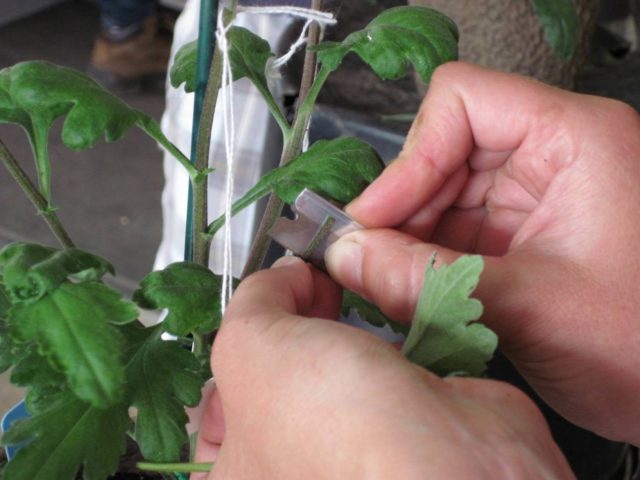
[240,0,324,278]
[192,1,239,266]
[0,139,74,248]
[137,462,213,473]
[138,118,200,180]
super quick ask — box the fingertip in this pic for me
[271,254,304,269]
[325,233,364,293]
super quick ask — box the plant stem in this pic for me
[138,118,200,180]
[192,0,239,266]
[0,139,74,248]
[240,0,324,279]
[137,462,213,473]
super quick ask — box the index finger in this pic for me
[346,62,565,227]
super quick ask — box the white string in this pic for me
[237,5,337,25]
[271,18,314,70]
[216,9,236,314]
[240,5,336,77]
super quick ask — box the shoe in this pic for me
[89,15,172,93]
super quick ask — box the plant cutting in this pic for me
[0,1,580,478]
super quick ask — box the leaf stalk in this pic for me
[0,139,74,248]
[137,461,213,473]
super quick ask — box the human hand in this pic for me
[325,62,640,445]
[192,257,573,479]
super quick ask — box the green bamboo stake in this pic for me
[185,0,219,262]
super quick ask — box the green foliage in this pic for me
[0,280,18,374]
[0,392,129,480]
[171,41,198,92]
[0,61,195,202]
[134,262,224,336]
[8,281,137,407]
[171,27,272,94]
[170,28,288,133]
[314,6,458,82]
[402,255,497,377]
[532,0,579,60]
[341,290,409,335]
[208,137,384,236]
[0,242,113,303]
[0,61,146,200]
[123,323,204,462]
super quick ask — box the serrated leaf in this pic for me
[0,242,113,303]
[123,323,203,461]
[10,346,68,415]
[170,40,198,92]
[402,255,497,377]
[532,0,579,60]
[208,137,383,235]
[8,282,138,407]
[342,290,409,336]
[134,262,223,336]
[0,392,129,480]
[0,279,19,373]
[0,61,152,200]
[314,6,458,82]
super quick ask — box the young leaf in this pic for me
[532,0,579,60]
[133,262,223,336]
[0,242,114,303]
[170,40,198,92]
[8,282,138,407]
[402,255,497,377]
[208,137,383,235]
[342,290,409,336]
[123,323,204,462]
[314,6,458,82]
[170,28,288,133]
[0,392,129,480]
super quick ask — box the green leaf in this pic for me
[0,61,150,200]
[170,40,198,92]
[208,137,383,236]
[0,279,19,373]
[171,27,273,93]
[134,262,223,336]
[0,242,114,303]
[1,392,129,480]
[228,26,274,91]
[170,29,289,134]
[532,0,579,60]
[123,323,204,462]
[342,290,409,336]
[314,6,458,82]
[8,282,138,407]
[402,255,497,377]
[9,346,68,415]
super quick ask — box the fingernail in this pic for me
[271,255,303,269]
[325,236,363,289]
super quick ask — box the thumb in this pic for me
[325,229,513,334]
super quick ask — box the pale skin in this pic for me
[192,63,640,478]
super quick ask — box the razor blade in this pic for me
[269,189,363,268]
